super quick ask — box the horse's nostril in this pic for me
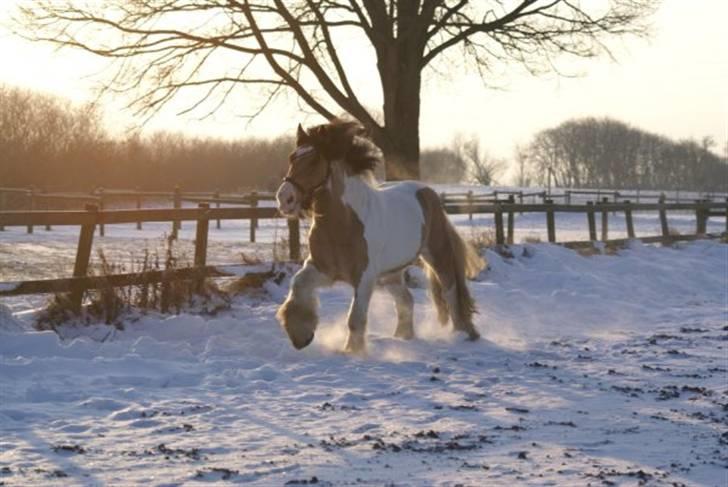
[287,195,294,205]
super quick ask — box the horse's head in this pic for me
[276,120,371,217]
[276,124,330,217]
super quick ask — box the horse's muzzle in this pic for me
[276,181,300,217]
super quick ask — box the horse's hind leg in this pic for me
[379,270,414,340]
[421,253,480,341]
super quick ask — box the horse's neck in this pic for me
[311,174,374,229]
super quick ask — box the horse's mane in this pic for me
[305,119,381,176]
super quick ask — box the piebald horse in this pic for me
[275,120,484,353]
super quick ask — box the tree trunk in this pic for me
[376,43,422,181]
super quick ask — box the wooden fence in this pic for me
[0,204,300,307]
[0,194,726,304]
[442,196,727,246]
[0,186,276,240]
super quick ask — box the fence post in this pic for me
[695,200,707,235]
[565,190,571,205]
[215,189,221,229]
[494,204,505,246]
[250,191,258,242]
[97,187,105,237]
[42,189,51,231]
[506,194,515,245]
[625,200,635,239]
[659,193,669,238]
[587,201,597,241]
[0,190,5,231]
[600,197,609,241]
[194,203,210,292]
[70,204,97,312]
[27,186,35,234]
[172,185,181,239]
[545,199,556,243]
[136,186,142,230]
[467,190,473,221]
[288,218,301,262]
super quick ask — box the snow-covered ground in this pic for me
[1,238,726,486]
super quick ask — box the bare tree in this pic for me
[514,144,530,187]
[15,1,656,180]
[521,117,728,192]
[457,136,505,186]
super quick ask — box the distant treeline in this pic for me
[0,85,292,192]
[1,85,725,192]
[521,117,727,192]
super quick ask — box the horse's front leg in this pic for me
[344,274,376,354]
[277,259,332,349]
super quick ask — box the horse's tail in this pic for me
[419,188,486,334]
[444,216,485,328]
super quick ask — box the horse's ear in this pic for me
[296,123,310,145]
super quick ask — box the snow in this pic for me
[1,237,726,486]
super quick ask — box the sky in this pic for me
[0,1,726,175]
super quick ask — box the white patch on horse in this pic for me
[341,175,425,276]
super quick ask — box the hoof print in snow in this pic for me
[545,420,577,428]
[517,451,528,460]
[318,402,359,412]
[52,444,86,455]
[611,385,644,397]
[194,467,238,481]
[285,476,321,485]
[527,361,557,369]
[505,407,530,414]
[461,461,489,470]
[655,386,681,400]
[449,404,478,412]
[154,443,202,460]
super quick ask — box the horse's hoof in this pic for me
[466,330,480,341]
[344,334,366,355]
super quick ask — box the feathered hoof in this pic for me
[277,299,318,350]
[464,328,481,341]
[394,324,415,340]
[344,332,366,355]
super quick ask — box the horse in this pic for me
[275,119,485,353]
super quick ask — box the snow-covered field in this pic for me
[1,236,726,486]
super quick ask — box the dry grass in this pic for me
[467,228,495,253]
[521,234,542,244]
[36,236,230,331]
